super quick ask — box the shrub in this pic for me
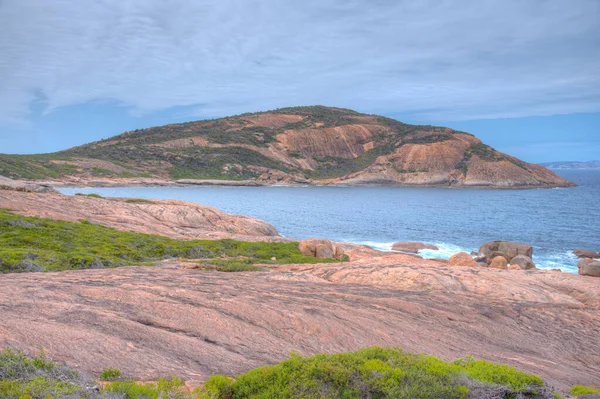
[206,347,550,399]
[570,385,600,396]
[100,367,122,381]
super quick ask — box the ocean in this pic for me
[58,170,600,273]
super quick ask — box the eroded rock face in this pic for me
[0,191,280,240]
[448,252,480,267]
[510,255,536,270]
[573,249,599,259]
[489,256,508,270]
[299,239,345,260]
[578,259,600,277]
[391,242,438,253]
[479,241,533,263]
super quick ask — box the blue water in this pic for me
[59,170,600,273]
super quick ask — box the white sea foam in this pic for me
[352,240,579,273]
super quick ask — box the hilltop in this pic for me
[0,106,574,188]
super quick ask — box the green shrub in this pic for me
[103,376,187,398]
[124,198,154,204]
[206,347,549,399]
[570,385,600,396]
[99,366,122,381]
[75,193,104,198]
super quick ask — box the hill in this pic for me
[540,160,600,170]
[0,106,575,188]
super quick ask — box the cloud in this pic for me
[0,0,599,127]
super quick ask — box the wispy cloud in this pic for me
[0,0,598,127]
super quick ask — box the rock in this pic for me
[448,252,480,267]
[508,264,521,270]
[573,249,599,259]
[578,258,600,277]
[510,255,536,270]
[334,246,345,260]
[479,241,533,262]
[0,175,56,193]
[391,242,438,253]
[473,255,487,263]
[315,244,335,259]
[489,256,508,270]
[298,239,345,260]
[486,251,506,264]
[0,191,279,240]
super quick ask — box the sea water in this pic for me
[59,170,600,273]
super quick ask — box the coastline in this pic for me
[33,177,577,190]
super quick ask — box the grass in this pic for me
[1,347,555,399]
[570,385,600,396]
[75,193,104,198]
[0,209,339,273]
[204,347,552,399]
[99,367,121,381]
[124,198,154,204]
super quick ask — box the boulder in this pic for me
[578,258,600,277]
[298,239,345,260]
[507,264,521,270]
[391,242,438,253]
[510,255,536,270]
[573,249,599,259]
[489,256,508,270]
[315,244,334,259]
[479,240,532,263]
[448,252,480,267]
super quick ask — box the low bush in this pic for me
[99,367,122,381]
[570,385,600,396]
[205,347,552,399]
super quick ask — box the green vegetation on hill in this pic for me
[0,106,492,182]
[0,347,559,399]
[0,209,338,274]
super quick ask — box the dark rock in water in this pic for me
[479,240,533,263]
[391,242,438,253]
[578,258,600,277]
[510,255,536,270]
[573,249,599,259]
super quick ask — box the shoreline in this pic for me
[34,177,577,190]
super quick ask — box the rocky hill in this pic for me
[0,106,575,187]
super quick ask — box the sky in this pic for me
[0,0,598,163]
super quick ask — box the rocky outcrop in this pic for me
[0,191,280,240]
[479,241,533,263]
[510,255,536,270]
[1,255,599,390]
[448,252,480,267]
[573,249,599,259]
[298,239,345,260]
[0,106,575,188]
[0,175,55,193]
[578,259,600,277]
[391,242,438,253]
